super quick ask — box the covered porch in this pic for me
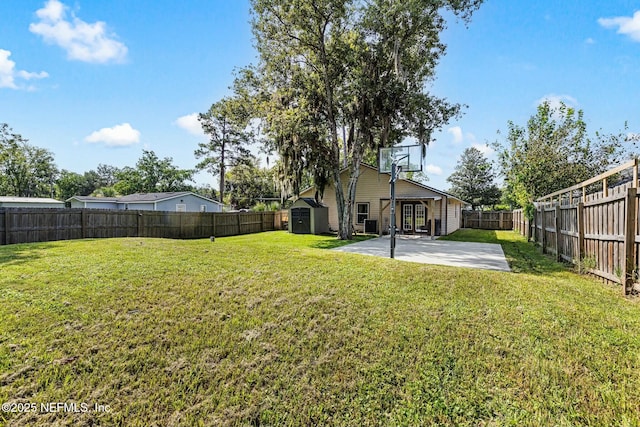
[378,196,443,237]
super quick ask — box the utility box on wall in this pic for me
[288,198,329,235]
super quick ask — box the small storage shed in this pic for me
[289,198,329,235]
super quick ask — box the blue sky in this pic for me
[1,0,639,193]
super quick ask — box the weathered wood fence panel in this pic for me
[0,208,277,246]
[462,211,513,230]
[274,210,288,230]
[514,186,639,294]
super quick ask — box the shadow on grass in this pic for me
[0,242,61,267]
[310,234,378,250]
[439,229,566,275]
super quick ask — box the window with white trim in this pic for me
[176,204,187,212]
[200,205,207,212]
[356,203,369,224]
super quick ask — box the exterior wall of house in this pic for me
[123,202,155,211]
[154,196,222,212]
[446,198,462,235]
[300,166,452,234]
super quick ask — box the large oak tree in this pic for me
[246,0,482,238]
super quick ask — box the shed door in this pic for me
[291,208,311,234]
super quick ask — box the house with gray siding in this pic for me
[67,192,224,212]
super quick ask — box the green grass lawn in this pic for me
[1,230,639,426]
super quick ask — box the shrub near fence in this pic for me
[0,208,278,246]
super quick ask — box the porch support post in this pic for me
[429,199,436,239]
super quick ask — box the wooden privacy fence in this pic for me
[462,211,513,230]
[514,159,640,295]
[0,208,278,246]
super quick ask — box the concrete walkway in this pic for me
[333,235,511,272]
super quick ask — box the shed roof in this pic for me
[294,197,325,208]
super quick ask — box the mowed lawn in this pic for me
[1,231,639,426]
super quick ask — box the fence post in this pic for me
[499,211,504,230]
[81,209,87,239]
[237,213,242,235]
[577,202,585,265]
[541,207,547,253]
[4,210,10,245]
[624,187,637,295]
[137,211,143,237]
[261,212,265,232]
[555,205,562,262]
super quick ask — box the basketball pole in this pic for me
[390,161,401,259]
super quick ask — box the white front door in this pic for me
[415,204,425,231]
[403,204,413,231]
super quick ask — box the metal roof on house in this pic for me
[0,196,64,204]
[68,196,119,202]
[117,192,192,202]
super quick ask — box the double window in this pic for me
[356,203,369,224]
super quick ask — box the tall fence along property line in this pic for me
[514,159,640,295]
[0,208,288,246]
[462,211,513,230]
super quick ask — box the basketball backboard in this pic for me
[379,145,423,173]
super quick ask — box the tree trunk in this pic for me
[333,166,347,239]
[344,154,362,238]
[219,138,226,204]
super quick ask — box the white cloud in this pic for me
[175,113,204,136]
[447,126,464,144]
[585,37,596,44]
[29,0,128,64]
[425,164,443,175]
[472,143,494,156]
[0,49,49,90]
[536,94,578,110]
[85,123,140,147]
[598,11,640,42]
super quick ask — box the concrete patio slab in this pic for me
[333,235,511,272]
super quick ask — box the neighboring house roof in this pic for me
[0,196,64,205]
[68,196,118,203]
[299,163,469,205]
[67,192,223,205]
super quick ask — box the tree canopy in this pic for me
[114,150,194,195]
[496,101,638,214]
[224,159,278,209]
[447,147,501,210]
[196,97,254,204]
[0,123,58,198]
[244,0,483,238]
